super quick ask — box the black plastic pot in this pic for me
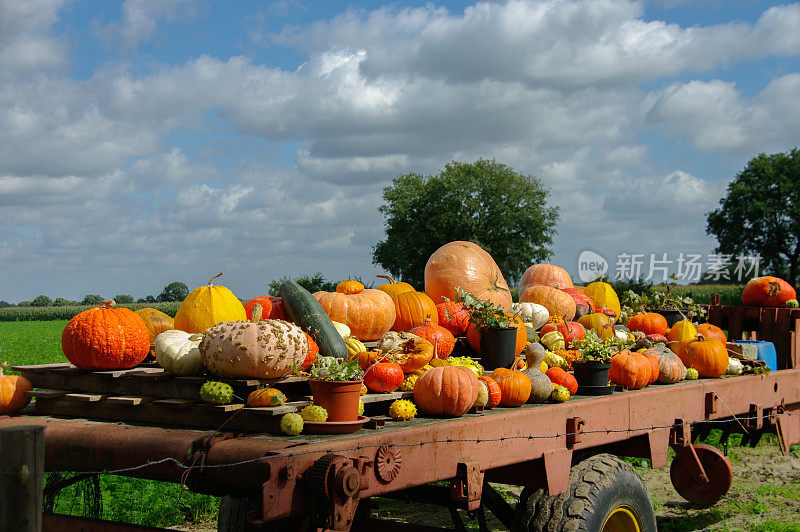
[649,309,688,327]
[572,360,612,387]
[479,326,518,371]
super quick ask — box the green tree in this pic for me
[82,294,104,305]
[0,301,12,308]
[114,294,135,304]
[31,295,53,307]
[268,272,337,297]
[707,148,800,286]
[372,159,559,288]
[138,295,157,303]
[158,282,189,302]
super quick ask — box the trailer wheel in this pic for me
[217,496,310,531]
[513,454,657,532]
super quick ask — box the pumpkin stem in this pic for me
[0,361,7,376]
[252,303,263,322]
[376,274,396,284]
[101,300,116,309]
[207,272,223,287]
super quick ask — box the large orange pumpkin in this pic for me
[519,285,576,321]
[742,276,796,307]
[627,312,669,336]
[465,313,527,356]
[413,366,479,417]
[0,362,33,414]
[314,289,396,341]
[62,300,151,370]
[490,368,531,406]
[695,323,727,343]
[391,290,438,332]
[681,335,728,378]
[134,308,174,344]
[609,350,652,390]
[410,319,455,358]
[424,241,513,310]
[520,264,574,292]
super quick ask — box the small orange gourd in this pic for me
[0,362,33,414]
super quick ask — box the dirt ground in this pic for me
[177,441,800,531]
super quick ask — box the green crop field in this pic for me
[0,320,67,372]
[0,302,181,322]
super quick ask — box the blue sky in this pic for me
[2,0,799,303]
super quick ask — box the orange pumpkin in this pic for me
[695,323,727,343]
[267,296,289,321]
[491,368,531,406]
[477,375,502,408]
[639,351,661,385]
[436,301,471,336]
[314,289,396,341]
[424,241,513,310]
[519,263,574,292]
[376,275,415,299]
[682,335,728,378]
[465,313,527,356]
[519,285,576,321]
[62,300,151,370]
[0,362,33,414]
[299,332,319,371]
[243,296,274,320]
[413,366,480,417]
[627,313,669,336]
[609,350,652,390]
[246,387,286,407]
[545,367,578,395]
[336,277,365,294]
[742,276,796,307]
[134,308,174,344]
[392,290,438,332]
[375,332,436,373]
[363,361,404,392]
[410,319,455,358]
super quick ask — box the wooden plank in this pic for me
[106,396,150,406]
[64,393,103,403]
[728,307,744,341]
[361,391,414,403]
[246,400,311,416]
[152,398,196,409]
[775,309,791,370]
[25,389,66,399]
[793,318,800,369]
[10,363,71,372]
[209,403,244,413]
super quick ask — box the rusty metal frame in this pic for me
[3,369,800,530]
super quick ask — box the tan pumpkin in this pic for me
[314,289,396,341]
[199,319,307,379]
[174,273,246,333]
[413,366,480,417]
[424,241,513,310]
[134,308,174,345]
[519,264,574,293]
[519,285,576,321]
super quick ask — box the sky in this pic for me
[2,0,799,303]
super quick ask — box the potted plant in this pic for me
[305,356,364,422]
[455,287,517,371]
[570,330,631,391]
[620,278,707,327]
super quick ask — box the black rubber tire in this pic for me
[217,495,312,532]
[513,454,657,532]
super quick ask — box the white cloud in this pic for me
[92,0,204,50]
[0,0,69,79]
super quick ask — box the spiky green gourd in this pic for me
[786,299,799,308]
[550,385,570,403]
[685,367,699,380]
[389,399,417,421]
[199,381,234,404]
[300,404,328,422]
[280,412,304,436]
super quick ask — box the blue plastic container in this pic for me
[732,340,778,370]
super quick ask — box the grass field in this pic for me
[3,320,798,530]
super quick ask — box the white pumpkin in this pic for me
[155,330,204,376]
[726,356,744,375]
[510,302,549,330]
[331,321,351,338]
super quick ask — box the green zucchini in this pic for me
[279,280,349,359]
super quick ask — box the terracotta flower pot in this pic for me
[309,379,363,422]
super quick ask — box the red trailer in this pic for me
[1,303,799,531]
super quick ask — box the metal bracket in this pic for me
[670,419,708,483]
[450,461,484,511]
[747,403,764,430]
[307,454,369,531]
[704,392,718,419]
[566,417,584,448]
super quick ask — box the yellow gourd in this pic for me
[174,273,246,333]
